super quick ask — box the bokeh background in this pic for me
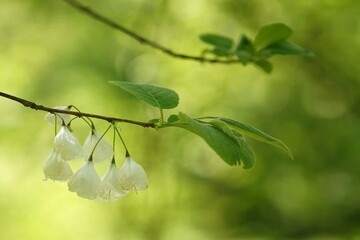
[1,0,359,239]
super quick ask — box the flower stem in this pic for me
[89,124,112,158]
[114,126,129,156]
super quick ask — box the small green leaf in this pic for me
[167,114,179,123]
[235,51,252,64]
[148,118,160,123]
[259,40,315,57]
[200,34,233,50]
[236,35,254,52]
[218,118,293,160]
[253,60,273,73]
[210,47,232,57]
[254,23,293,49]
[175,113,254,168]
[109,81,179,109]
[234,35,254,64]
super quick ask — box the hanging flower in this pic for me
[100,161,128,202]
[43,150,73,181]
[67,160,102,200]
[119,156,148,191]
[83,129,113,163]
[54,125,83,160]
[44,106,72,126]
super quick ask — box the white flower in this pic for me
[44,106,72,126]
[43,150,73,181]
[83,129,113,163]
[100,162,128,202]
[67,161,102,200]
[54,125,83,160]
[119,156,148,191]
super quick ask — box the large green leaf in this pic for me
[199,34,233,50]
[175,113,254,168]
[209,119,255,168]
[109,81,179,109]
[204,117,293,160]
[254,23,293,49]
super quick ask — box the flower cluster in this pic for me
[43,107,148,201]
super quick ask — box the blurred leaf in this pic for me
[199,33,233,50]
[235,35,254,64]
[148,118,160,123]
[109,81,179,109]
[236,34,254,52]
[175,112,254,168]
[203,117,293,160]
[167,114,179,123]
[253,60,273,73]
[254,23,293,49]
[210,47,232,57]
[259,40,315,57]
[235,50,252,64]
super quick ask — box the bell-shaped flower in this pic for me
[54,125,83,160]
[44,106,72,126]
[119,156,148,191]
[43,150,73,181]
[67,160,102,200]
[83,129,113,163]
[100,161,128,202]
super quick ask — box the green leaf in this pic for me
[235,50,252,64]
[167,114,179,123]
[218,117,293,160]
[148,118,160,123]
[253,60,273,73]
[109,81,179,109]
[254,23,293,49]
[234,35,254,64]
[209,119,255,168]
[200,34,233,50]
[258,40,315,57]
[175,113,254,168]
[236,35,254,52]
[210,47,232,57]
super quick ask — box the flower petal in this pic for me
[100,163,128,202]
[119,157,148,191]
[44,106,72,126]
[43,150,73,181]
[67,161,102,200]
[83,129,113,163]
[54,125,83,160]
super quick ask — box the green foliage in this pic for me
[253,23,292,49]
[257,40,315,58]
[199,23,314,73]
[109,81,179,110]
[216,117,293,160]
[174,112,255,168]
[199,34,234,57]
[235,35,254,64]
[110,81,292,168]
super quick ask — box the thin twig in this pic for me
[60,0,241,64]
[0,91,156,128]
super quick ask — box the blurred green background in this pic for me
[1,0,359,239]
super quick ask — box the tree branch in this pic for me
[0,91,156,128]
[60,0,241,64]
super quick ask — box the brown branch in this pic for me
[60,0,241,64]
[0,91,156,128]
